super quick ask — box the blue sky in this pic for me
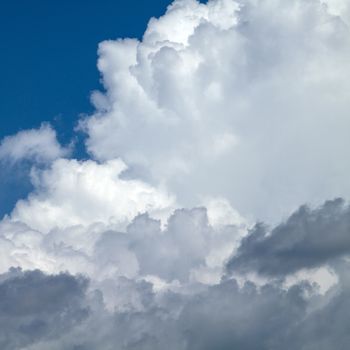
[0,0,175,216]
[0,0,174,140]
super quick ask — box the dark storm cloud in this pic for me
[226,198,350,277]
[178,279,309,350]
[100,269,350,350]
[178,267,350,350]
[291,276,350,350]
[69,272,350,350]
[1,263,350,349]
[0,268,89,350]
[42,276,310,350]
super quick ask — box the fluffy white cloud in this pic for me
[81,0,350,222]
[9,158,175,233]
[0,123,69,163]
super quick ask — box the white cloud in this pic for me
[80,0,350,223]
[0,123,69,163]
[9,158,175,233]
[322,0,350,23]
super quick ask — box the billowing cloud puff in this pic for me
[0,206,246,294]
[0,123,69,164]
[81,0,350,222]
[9,158,175,233]
[1,198,350,349]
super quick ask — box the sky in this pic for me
[0,0,175,215]
[0,0,174,136]
[1,0,350,349]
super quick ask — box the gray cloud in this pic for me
[2,198,350,349]
[0,268,89,350]
[292,267,350,350]
[4,266,349,350]
[226,198,350,277]
[2,217,350,350]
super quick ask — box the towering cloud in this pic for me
[0,0,350,349]
[82,0,350,222]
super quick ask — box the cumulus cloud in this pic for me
[0,123,69,164]
[9,158,175,233]
[1,0,350,349]
[81,0,350,222]
[1,198,350,349]
[2,261,350,350]
[0,206,246,292]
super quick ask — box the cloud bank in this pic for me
[1,0,350,349]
